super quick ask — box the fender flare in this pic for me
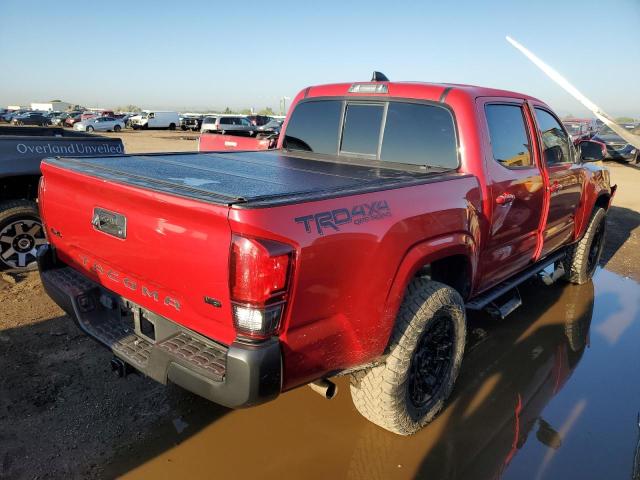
[375,232,477,356]
[576,189,614,240]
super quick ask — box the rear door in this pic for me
[477,99,545,290]
[531,105,584,258]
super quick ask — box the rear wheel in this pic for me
[0,200,45,271]
[562,207,606,284]
[86,126,94,132]
[349,278,466,435]
[113,124,121,132]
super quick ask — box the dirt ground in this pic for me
[1,131,639,479]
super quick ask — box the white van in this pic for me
[129,110,180,130]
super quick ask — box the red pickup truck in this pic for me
[37,77,614,435]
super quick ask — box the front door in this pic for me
[531,106,584,258]
[478,100,545,291]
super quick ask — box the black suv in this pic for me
[180,115,203,131]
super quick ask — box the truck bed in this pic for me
[43,151,460,208]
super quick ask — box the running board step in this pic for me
[485,288,522,319]
[465,251,565,311]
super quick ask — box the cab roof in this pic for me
[303,81,542,104]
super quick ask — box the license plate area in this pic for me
[99,293,159,344]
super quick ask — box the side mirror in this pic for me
[578,140,605,162]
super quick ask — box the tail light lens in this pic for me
[230,235,294,339]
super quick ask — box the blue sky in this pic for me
[1,0,639,116]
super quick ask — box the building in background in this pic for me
[30,101,72,112]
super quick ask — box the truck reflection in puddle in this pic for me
[114,270,640,480]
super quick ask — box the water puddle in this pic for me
[106,268,640,479]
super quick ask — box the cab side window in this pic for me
[485,104,533,168]
[534,108,572,165]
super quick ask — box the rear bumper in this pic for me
[37,244,282,408]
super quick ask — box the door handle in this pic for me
[550,182,562,193]
[496,193,516,205]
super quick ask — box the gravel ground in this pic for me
[0,130,639,478]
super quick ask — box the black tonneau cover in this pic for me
[44,150,460,207]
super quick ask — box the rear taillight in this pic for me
[229,234,293,339]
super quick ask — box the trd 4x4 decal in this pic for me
[295,200,391,235]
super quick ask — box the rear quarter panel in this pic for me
[229,175,482,390]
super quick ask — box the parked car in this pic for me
[256,119,283,135]
[246,115,273,126]
[11,111,51,126]
[200,115,256,135]
[180,115,203,131]
[79,110,115,123]
[37,77,614,436]
[74,116,125,132]
[562,120,591,142]
[128,111,179,130]
[198,133,277,152]
[64,113,82,128]
[591,124,639,163]
[2,109,28,123]
[0,126,124,270]
[48,112,70,127]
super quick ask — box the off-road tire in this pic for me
[0,200,42,271]
[349,278,466,435]
[562,207,606,285]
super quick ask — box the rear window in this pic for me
[283,100,342,154]
[284,99,458,169]
[340,104,384,156]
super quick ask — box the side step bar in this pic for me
[466,251,565,312]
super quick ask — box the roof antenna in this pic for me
[371,71,389,82]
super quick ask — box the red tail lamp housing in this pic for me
[230,234,294,339]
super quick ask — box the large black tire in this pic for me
[169,123,176,131]
[0,200,44,271]
[562,207,606,285]
[349,278,466,435]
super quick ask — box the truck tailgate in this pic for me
[40,160,236,344]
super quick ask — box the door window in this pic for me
[534,108,572,165]
[485,104,533,168]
